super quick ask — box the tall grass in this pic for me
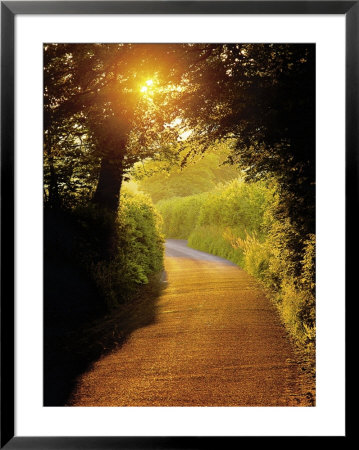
[189,225,245,266]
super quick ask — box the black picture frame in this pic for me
[1,1,353,447]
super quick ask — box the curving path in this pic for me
[69,239,311,406]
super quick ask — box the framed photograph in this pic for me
[1,1,352,447]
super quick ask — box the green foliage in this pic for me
[90,190,164,308]
[177,44,316,237]
[230,231,271,280]
[198,179,270,236]
[44,192,164,405]
[157,193,208,239]
[157,178,315,353]
[189,225,245,267]
[135,142,239,203]
[118,190,164,280]
[45,191,164,311]
[44,43,315,228]
[43,130,100,208]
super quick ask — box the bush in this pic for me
[157,193,208,239]
[45,190,164,311]
[198,179,269,237]
[44,191,164,405]
[91,190,164,308]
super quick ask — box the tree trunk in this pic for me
[92,156,124,213]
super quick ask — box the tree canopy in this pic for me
[44,43,315,233]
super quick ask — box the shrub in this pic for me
[92,190,164,308]
[45,190,164,311]
[198,179,269,237]
[157,193,208,239]
[44,191,164,405]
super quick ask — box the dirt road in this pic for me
[69,239,311,406]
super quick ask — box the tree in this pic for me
[44,43,186,212]
[171,44,315,234]
[44,43,315,235]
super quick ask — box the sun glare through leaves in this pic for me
[140,79,154,93]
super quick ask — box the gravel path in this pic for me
[69,239,311,406]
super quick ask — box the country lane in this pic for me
[69,239,312,406]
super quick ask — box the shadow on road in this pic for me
[44,260,165,406]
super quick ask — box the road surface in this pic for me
[69,239,312,406]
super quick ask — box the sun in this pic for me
[140,79,154,93]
